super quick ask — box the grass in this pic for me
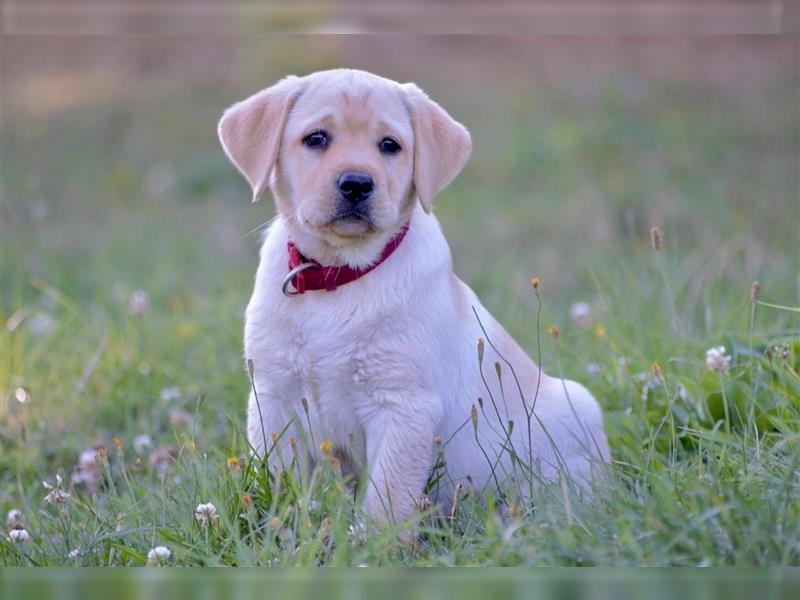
[1,38,798,566]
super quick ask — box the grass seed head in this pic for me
[320,517,333,543]
[416,494,432,513]
[651,362,663,379]
[650,226,662,250]
[750,281,761,303]
[347,522,368,546]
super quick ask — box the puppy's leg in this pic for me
[362,390,441,524]
[246,388,309,476]
[540,380,610,488]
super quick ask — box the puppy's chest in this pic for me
[249,299,408,401]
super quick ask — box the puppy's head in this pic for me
[218,69,471,264]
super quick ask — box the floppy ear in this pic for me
[217,76,303,202]
[403,83,472,213]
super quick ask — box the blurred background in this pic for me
[1,2,798,453]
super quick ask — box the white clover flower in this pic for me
[159,386,181,402]
[569,301,593,328]
[71,448,101,493]
[148,445,176,475]
[705,346,731,373]
[195,502,219,529]
[76,449,98,471]
[147,545,171,565]
[14,387,29,403]
[169,407,192,427]
[70,468,98,492]
[6,509,23,528]
[28,312,54,336]
[133,434,153,454]
[9,528,30,543]
[585,362,602,375]
[128,290,150,316]
[43,474,71,504]
[68,548,82,560]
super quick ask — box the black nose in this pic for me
[337,171,374,204]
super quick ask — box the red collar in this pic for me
[284,222,410,295]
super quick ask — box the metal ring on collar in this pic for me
[281,262,318,297]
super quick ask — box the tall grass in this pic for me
[2,239,798,565]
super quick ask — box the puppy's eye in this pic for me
[303,130,329,149]
[379,137,401,155]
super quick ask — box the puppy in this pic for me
[218,69,609,523]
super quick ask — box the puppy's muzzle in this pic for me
[337,171,374,204]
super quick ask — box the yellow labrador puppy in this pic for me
[218,69,609,523]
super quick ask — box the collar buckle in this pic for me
[281,262,317,297]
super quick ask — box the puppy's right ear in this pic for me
[218,76,303,202]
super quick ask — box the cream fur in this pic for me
[218,69,610,524]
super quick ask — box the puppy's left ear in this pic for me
[403,83,472,213]
[218,75,303,202]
